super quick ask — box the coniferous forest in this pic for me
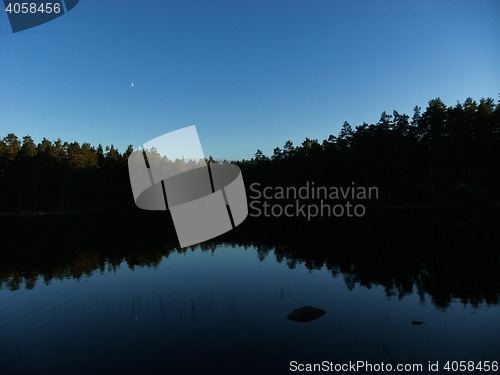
[1,96,499,212]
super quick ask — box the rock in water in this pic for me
[287,306,326,322]
[411,321,426,325]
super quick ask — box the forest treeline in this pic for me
[237,96,500,204]
[1,96,499,211]
[0,136,133,210]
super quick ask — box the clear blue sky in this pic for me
[1,0,499,160]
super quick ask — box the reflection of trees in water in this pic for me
[0,212,176,291]
[222,212,500,309]
[1,211,499,309]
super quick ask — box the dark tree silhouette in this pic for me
[1,95,499,212]
[236,96,500,205]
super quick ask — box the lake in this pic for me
[1,210,499,374]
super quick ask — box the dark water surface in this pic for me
[1,210,499,374]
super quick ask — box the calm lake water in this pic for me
[1,210,499,374]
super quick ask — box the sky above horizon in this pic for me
[1,0,499,160]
